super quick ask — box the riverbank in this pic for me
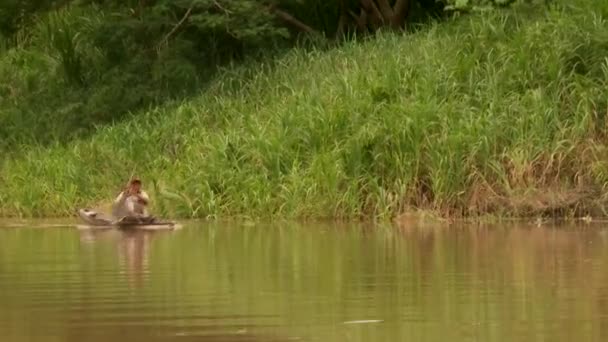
[2,2,608,220]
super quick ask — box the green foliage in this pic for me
[0,0,60,37]
[1,0,535,151]
[1,1,607,219]
[0,0,299,150]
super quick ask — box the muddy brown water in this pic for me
[1,221,608,341]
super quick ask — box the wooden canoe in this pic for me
[77,208,179,230]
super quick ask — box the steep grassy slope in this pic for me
[1,3,608,220]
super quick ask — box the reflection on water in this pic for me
[1,222,608,342]
[79,229,154,288]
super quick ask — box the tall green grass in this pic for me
[2,2,608,220]
[0,5,204,151]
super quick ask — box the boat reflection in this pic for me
[78,228,173,288]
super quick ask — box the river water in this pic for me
[1,221,608,342]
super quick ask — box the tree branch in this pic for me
[394,0,410,14]
[158,6,193,48]
[351,8,368,33]
[270,6,318,35]
[212,0,231,14]
[369,2,386,29]
[392,0,411,26]
[369,1,386,26]
[375,0,395,19]
[360,0,373,11]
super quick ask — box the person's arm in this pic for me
[137,191,150,205]
[112,191,127,218]
[114,191,127,205]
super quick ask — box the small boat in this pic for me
[77,208,178,230]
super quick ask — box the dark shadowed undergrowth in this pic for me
[0,4,291,151]
[1,2,608,220]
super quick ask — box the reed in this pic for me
[1,2,608,220]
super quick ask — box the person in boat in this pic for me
[112,177,151,222]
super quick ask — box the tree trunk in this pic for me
[336,0,349,39]
[357,0,411,31]
[391,0,411,28]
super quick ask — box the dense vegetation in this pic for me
[2,0,608,220]
[0,0,513,150]
[0,0,446,149]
